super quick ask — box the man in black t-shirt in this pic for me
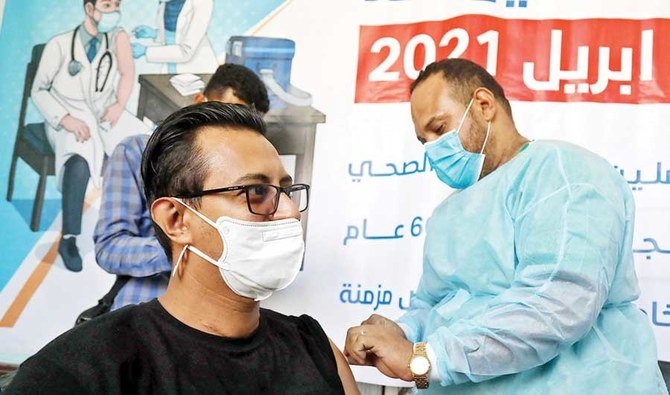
[7,103,358,395]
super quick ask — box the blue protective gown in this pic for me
[398,141,667,394]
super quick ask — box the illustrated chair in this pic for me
[6,44,54,232]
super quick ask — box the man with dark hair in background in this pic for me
[93,63,269,310]
[344,58,666,394]
[7,102,358,394]
[194,63,270,111]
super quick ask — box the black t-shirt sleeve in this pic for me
[295,314,334,353]
[6,354,87,395]
[6,307,139,395]
[293,314,344,392]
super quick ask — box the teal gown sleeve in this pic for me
[396,251,444,342]
[427,181,627,385]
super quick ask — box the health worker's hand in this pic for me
[344,315,414,382]
[360,314,407,338]
[101,102,124,127]
[132,25,157,39]
[131,43,147,59]
[60,115,91,143]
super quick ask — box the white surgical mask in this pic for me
[172,199,305,301]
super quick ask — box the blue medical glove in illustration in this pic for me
[132,25,158,39]
[132,43,147,59]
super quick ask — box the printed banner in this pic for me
[0,0,668,388]
[356,16,669,104]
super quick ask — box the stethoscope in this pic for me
[68,26,113,92]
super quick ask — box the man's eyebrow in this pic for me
[280,175,293,185]
[232,173,271,184]
[424,114,450,132]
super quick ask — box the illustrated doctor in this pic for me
[131,0,218,74]
[32,0,148,272]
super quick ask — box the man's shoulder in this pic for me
[24,302,154,366]
[109,134,150,168]
[261,308,303,325]
[40,303,144,352]
[261,309,326,337]
[522,140,620,183]
[44,30,74,48]
[527,140,610,166]
[115,134,150,155]
[507,140,631,213]
[101,134,149,191]
[6,303,154,393]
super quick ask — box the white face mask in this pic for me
[173,199,305,301]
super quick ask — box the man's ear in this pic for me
[193,93,207,104]
[84,2,95,18]
[151,198,193,246]
[473,87,497,123]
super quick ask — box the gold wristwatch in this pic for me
[408,342,431,389]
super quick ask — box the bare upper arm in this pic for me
[114,30,134,75]
[329,338,360,395]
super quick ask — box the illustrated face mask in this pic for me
[96,11,121,33]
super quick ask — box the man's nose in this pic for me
[272,192,301,220]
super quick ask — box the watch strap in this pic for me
[412,342,430,389]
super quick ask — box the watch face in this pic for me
[410,356,430,375]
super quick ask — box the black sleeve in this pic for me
[295,314,345,393]
[5,309,138,395]
[5,355,87,395]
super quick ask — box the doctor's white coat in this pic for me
[31,27,148,190]
[146,0,219,74]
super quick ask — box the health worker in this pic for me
[32,0,148,271]
[131,0,218,74]
[344,58,667,395]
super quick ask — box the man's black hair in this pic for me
[83,0,96,6]
[204,64,270,114]
[141,102,267,261]
[410,58,513,116]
